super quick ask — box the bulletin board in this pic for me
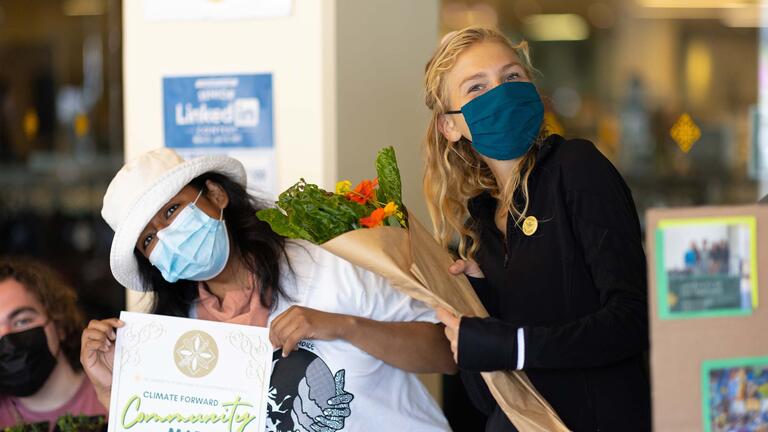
[647,205,768,432]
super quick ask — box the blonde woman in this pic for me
[426,27,651,431]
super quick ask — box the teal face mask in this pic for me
[148,190,230,283]
[446,81,544,161]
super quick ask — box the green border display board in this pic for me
[700,356,768,432]
[647,205,768,431]
[655,216,758,320]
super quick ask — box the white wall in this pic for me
[123,0,335,188]
[335,1,439,224]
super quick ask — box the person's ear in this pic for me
[204,180,229,210]
[438,114,463,143]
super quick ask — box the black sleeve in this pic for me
[458,275,519,371]
[458,316,520,371]
[456,141,649,372]
[523,140,649,369]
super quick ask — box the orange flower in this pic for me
[359,201,398,228]
[346,178,378,204]
[360,207,386,228]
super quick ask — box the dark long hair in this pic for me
[133,172,291,317]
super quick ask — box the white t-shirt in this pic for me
[264,241,450,432]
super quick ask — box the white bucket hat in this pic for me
[102,148,247,291]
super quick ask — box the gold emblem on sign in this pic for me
[670,113,701,153]
[668,292,678,308]
[173,330,219,378]
[522,216,538,236]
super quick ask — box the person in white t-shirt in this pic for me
[81,148,455,432]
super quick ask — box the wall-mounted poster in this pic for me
[163,74,273,150]
[701,356,768,432]
[655,216,758,319]
[648,205,768,431]
[163,73,277,196]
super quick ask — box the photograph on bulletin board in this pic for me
[701,356,768,432]
[655,216,758,319]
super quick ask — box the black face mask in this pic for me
[0,326,57,397]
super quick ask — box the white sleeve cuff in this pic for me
[516,327,525,370]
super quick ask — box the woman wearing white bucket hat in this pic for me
[80,148,455,431]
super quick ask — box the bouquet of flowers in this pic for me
[257,147,567,432]
[257,147,408,243]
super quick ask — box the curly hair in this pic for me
[0,257,85,371]
[422,26,548,259]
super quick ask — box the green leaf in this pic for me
[256,208,309,241]
[376,146,403,207]
[258,180,372,244]
[55,414,104,432]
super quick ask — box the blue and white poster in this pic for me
[163,74,273,149]
[163,74,277,196]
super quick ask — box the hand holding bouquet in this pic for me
[257,147,568,432]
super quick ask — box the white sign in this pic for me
[108,311,273,432]
[174,147,277,199]
[144,0,292,22]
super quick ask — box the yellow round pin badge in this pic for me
[522,216,538,236]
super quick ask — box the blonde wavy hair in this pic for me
[423,26,548,260]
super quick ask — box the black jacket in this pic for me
[457,134,651,431]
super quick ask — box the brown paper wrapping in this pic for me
[322,214,568,432]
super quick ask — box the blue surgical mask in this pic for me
[447,81,544,160]
[148,190,230,283]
